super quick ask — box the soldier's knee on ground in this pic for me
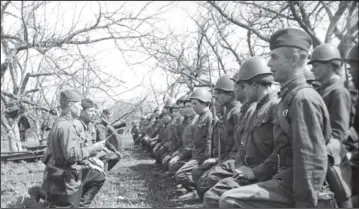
[191,168,204,184]
[219,191,238,208]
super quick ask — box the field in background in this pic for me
[1,135,203,208]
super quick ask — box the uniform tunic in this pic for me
[41,114,95,201]
[203,93,279,206]
[219,76,331,208]
[175,109,212,188]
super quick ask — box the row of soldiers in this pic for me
[132,28,358,208]
[25,96,122,208]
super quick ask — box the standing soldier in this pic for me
[40,89,107,208]
[203,56,280,207]
[218,28,332,208]
[192,74,242,200]
[308,43,352,207]
[175,88,213,200]
[345,43,358,207]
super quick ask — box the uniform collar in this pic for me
[240,101,255,113]
[256,92,275,110]
[317,76,342,91]
[279,75,307,98]
[225,100,240,112]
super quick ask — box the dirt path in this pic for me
[1,135,203,208]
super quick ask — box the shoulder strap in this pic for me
[276,84,312,138]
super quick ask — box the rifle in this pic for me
[208,62,220,163]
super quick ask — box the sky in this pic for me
[1,1,342,110]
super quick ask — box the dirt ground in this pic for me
[1,135,203,208]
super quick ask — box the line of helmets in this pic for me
[136,43,358,123]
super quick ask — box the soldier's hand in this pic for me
[169,156,180,164]
[92,140,106,151]
[203,158,218,166]
[235,166,255,180]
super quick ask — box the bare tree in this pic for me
[1,1,171,150]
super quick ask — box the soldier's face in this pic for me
[171,108,181,118]
[184,102,195,117]
[70,102,82,117]
[234,82,246,103]
[178,103,185,115]
[81,107,96,122]
[214,90,231,106]
[191,99,207,114]
[311,62,332,83]
[268,48,293,83]
[242,82,257,102]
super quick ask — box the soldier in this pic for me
[73,98,106,207]
[162,95,187,172]
[345,43,358,207]
[168,94,198,176]
[308,43,352,207]
[203,56,280,207]
[40,89,106,208]
[161,102,184,171]
[131,121,140,144]
[303,64,320,88]
[218,28,332,208]
[175,88,213,200]
[191,74,242,200]
[153,111,172,164]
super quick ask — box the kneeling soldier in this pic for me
[204,56,279,207]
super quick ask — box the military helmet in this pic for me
[308,44,342,64]
[176,95,187,104]
[345,43,358,62]
[303,65,315,81]
[164,98,176,108]
[214,74,234,92]
[237,56,273,84]
[190,88,212,103]
[153,106,160,113]
[170,103,179,110]
[183,94,191,103]
[230,70,241,82]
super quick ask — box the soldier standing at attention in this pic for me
[175,88,213,200]
[219,28,332,208]
[40,89,106,208]
[308,43,352,208]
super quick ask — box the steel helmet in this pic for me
[164,98,176,108]
[176,95,187,104]
[303,65,315,81]
[345,43,358,62]
[308,44,342,64]
[153,107,160,113]
[214,74,234,92]
[183,94,191,103]
[230,70,241,82]
[170,103,179,110]
[237,56,273,84]
[190,88,212,103]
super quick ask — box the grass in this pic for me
[1,135,203,208]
